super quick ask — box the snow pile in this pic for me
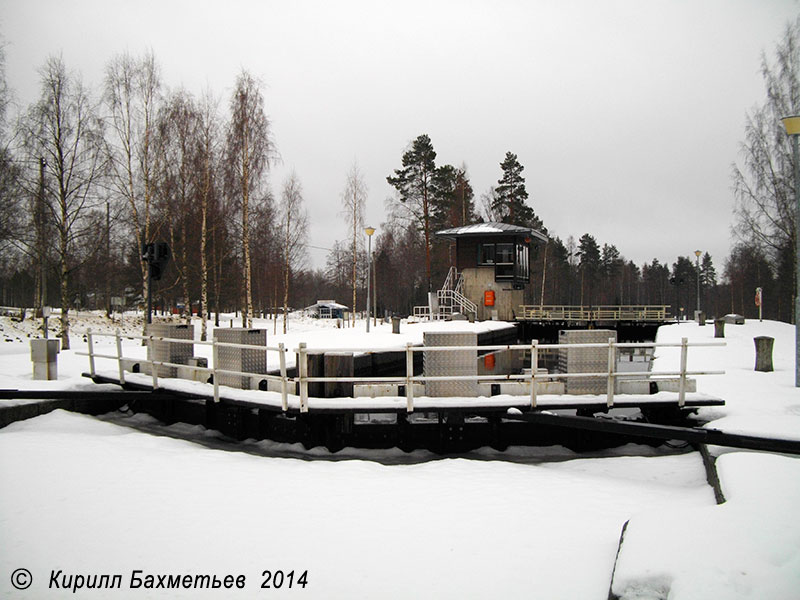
[611,452,800,600]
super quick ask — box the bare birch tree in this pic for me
[104,50,161,332]
[225,70,274,328]
[340,162,367,326]
[197,88,221,340]
[0,41,21,262]
[155,90,201,322]
[280,171,307,333]
[23,55,106,349]
[732,18,800,314]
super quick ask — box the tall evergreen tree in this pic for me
[387,134,438,291]
[577,233,600,305]
[601,244,623,304]
[670,256,697,319]
[642,259,671,306]
[492,151,543,230]
[431,164,477,231]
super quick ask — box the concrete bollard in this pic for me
[714,318,725,338]
[754,336,774,372]
[392,317,401,334]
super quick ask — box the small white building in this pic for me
[304,300,348,319]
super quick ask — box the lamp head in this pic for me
[782,116,800,135]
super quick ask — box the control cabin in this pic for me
[436,222,547,321]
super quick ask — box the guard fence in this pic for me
[79,330,724,414]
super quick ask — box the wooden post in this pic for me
[149,335,158,390]
[299,342,309,412]
[530,340,538,408]
[678,337,688,406]
[278,342,288,411]
[115,329,125,385]
[606,337,616,407]
[212,337,220,403]
[406,342,414,412]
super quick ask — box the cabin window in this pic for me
[478,243,495,265]
[476,240,530,283]
[496,243,514,264]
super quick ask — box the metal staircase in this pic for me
[413,267,477,320]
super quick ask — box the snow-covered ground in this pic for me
[0,313,799,599]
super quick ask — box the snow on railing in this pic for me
[81,330,725,414]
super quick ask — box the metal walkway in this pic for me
[503,410,800,456]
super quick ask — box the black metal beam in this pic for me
[503,411,800,455]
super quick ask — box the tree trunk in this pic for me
[59,197,70,349]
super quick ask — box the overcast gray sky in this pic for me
[3,0,799,272]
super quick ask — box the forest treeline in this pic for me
[1,19,798,348]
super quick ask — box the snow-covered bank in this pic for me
[0,410,713,599]
[654,320,800,444]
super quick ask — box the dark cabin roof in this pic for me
[435,222,548,242]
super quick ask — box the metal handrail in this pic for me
[80,329,723,415]
[519,305,670,321]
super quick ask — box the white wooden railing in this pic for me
[80,330,724,414]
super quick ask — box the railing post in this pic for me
[87,328,96,377]
[530,340,538,408]
[298,342,309,413]
[607,337,616,407]
[679,336,688,406]
[115,328,125,385]
[278,342,288,411]
[212,337,220,402]
[405,342,414,412]
[148,335,158,390]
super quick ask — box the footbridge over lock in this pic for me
[65,324,747,453]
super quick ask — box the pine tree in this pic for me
[431,164,477,231]
[700,252,717,288]
[577,234,600,305]
[493,151,544,230]
[387,134,438,291]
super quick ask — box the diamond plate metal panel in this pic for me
[558,329,617,395]
[423,331,478,397]
[214,328,267,390]
[147,323,194,377]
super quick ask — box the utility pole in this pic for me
[781,115,800,386]
[37,157,47,337]
[365,226,375,332]
[105,201,111,317]
[695,249,702,320]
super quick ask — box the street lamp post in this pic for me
[695,249,702,319]
[781,115,800,386]
[365,226,375,332]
